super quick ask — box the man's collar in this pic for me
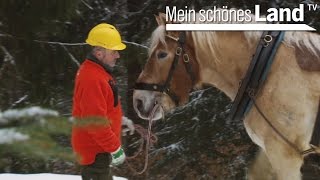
[86,53,114,74]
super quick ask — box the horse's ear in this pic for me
[154,14,161,25]
[156,12,179,39]
[155,12,167,26]
[158,12,167,23]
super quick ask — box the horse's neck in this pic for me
[195,31,256,100]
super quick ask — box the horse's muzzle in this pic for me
[133,90,163,120]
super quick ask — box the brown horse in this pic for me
[133,13,320,179]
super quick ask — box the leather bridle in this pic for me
[134,32,196,106]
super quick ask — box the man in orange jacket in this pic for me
[72,23,130,180]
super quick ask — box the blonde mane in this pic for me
[149,25,167,56]
[244,31,320,58]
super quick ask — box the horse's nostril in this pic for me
[136,98,144,113]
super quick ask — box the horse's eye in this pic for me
[157,52,167,59]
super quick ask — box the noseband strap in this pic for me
[134,32,195,106]
[134,82,180,105]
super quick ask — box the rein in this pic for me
[134,32,195,106]
[125,104,160,175]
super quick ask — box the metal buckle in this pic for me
[263,35,273,47]
[153,85,158,90]
[183,54,189,63]
[247,88,256,98]
[264,35,273,43]
[176,47,182,56]
[163,88,170,95]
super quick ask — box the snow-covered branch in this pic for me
[33,40,86,46]
[1,32,147,50]
[0,45,16,79]
[0,33,13,37]
[0,45,15,64]
[123,40,149,49]
[0,128,29,144]
[166,87,213,120]
[81,0,93,10]
[0,106,59,127]
[9,95,29,109]
[60,45,80,67]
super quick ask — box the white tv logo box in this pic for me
[165,4,318,31]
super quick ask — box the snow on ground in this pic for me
[0,173,127,180]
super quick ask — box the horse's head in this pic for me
[133,13,200,120]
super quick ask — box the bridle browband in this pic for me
[134,32,196,106]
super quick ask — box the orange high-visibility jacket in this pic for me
[72,59,122,165]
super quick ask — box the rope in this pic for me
[125,124,158,160]
[125,104,160,175]
[252,99,315,155]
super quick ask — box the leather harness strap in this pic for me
[134,32,195,106]
[229,31,284,121]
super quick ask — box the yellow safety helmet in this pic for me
[86,23,126,50]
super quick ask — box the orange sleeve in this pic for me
[87,126,121,152]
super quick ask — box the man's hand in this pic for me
[122,116,135,136]
[110,146,126,166]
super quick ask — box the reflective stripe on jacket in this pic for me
[72,59,122,165]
